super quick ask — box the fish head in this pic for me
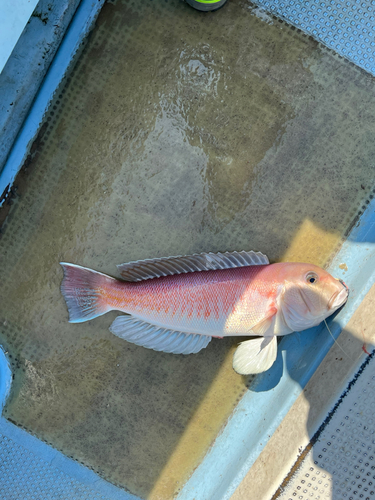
[278,263,349,332]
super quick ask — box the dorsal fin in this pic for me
[117,250,269,282]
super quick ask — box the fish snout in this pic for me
[328,280,349,310]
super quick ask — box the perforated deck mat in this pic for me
[253,0,375,76]
[0,418,135,500]
[278,354,375,500]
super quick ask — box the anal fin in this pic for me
[232,336,277,375]
[109,316,211,354]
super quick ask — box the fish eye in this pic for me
[306,272,319,284]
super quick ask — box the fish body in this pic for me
[60,251,348,374]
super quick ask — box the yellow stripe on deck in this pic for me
[281,219,341,267]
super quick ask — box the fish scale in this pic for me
[106,267,271,336]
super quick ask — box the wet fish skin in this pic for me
[60,252,348,374]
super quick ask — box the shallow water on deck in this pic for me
[1,0,375,498]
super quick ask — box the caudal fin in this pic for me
[60,263,115,323]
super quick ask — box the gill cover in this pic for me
[280,275,348,332]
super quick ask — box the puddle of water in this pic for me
[1,0,375,498]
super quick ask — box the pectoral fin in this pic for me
[250,306,277,335]
[232,336,277,375]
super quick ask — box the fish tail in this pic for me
[60,263,115,323]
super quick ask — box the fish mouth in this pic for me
[339,278,349,293]
[328,281,349,310]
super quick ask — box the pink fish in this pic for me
[60,251,348,374]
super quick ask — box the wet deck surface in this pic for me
[1,0,375,498]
